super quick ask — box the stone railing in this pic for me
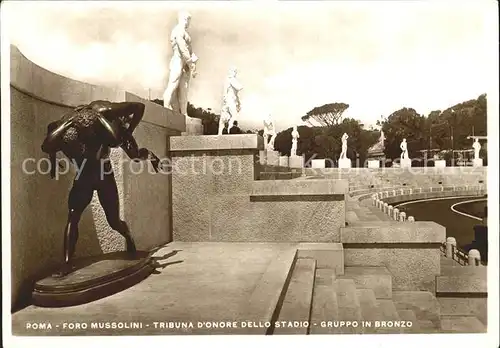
[440,237,483,266]
[371,185,486,222]
[369,184,486,267]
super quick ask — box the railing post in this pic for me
[446,237,456,258]
[468,249,481,266]
[383,202,389,214]
[393,208,400,221]
[388,205,394,217]
[399,212,406,222]
[408,216,415,222]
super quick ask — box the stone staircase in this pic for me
[272,247,487,335]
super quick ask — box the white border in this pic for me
[2,1,499,348]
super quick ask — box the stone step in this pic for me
[274,258,316,334]
[339,266,392,299]
[397,309,420,333]
[440,315,486,333]
[392,291,441,329]
[309,269,339,334]
[297,243,344,275]
[240,248,298,334]
[355,289,377,334]
[373,299,404,333]
[314,268,336,286]
[346,211,359,224]
[440,255,461,267]
[332,279,363,334]
[437,297,487,327]
[415,320,440,333]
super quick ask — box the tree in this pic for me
[380,108,428,159]
[301,102,349,127]
[272,120,378,167]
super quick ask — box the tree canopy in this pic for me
[301,102,350,127]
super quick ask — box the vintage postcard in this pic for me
[1,1,498,347]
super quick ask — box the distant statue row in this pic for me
[399,137,481,160]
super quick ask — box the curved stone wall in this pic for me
[10,45,185,309]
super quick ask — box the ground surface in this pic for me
[394,196,487,246]
[12,242,296,336]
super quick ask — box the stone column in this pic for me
[445,237,456,258]
[468,249,481,266]
[393,208,400,221]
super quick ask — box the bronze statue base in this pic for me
[32,251,154,307]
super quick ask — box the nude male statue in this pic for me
[291,126,300,156]
[400,138,409,160]
[163,11,198,116]
[218,67,243,135]
[263,114,277,151]
[472,138,481,160]
[340,133,349,159]
[41,101,162,277]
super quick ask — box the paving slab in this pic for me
[12,242,298,336]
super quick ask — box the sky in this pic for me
[4,1,496,131]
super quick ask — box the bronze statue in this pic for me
[41,101,162,277]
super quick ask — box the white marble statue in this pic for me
[218,67,243,135]
[472,138,481,159]
[263,114,277,151]
[291,126,300,156]
[163,11,198,116]
[379,131,386,148]
[340,133,349,159]
[400,138,409,160]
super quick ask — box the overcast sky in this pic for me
[5,1,495,131]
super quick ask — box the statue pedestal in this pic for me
[338,158,351,169]
[434,160,446,168]
[32,251,154,307]
[289,155,304,168]
[473,158,483,167]
[311,159,325,168]
[181,116,203,136]
[259,150,267,165]
[401,158,412,168]
[259,150,279,166]
[266,150,279,166]
[367,160,380,168]
[279,156,289,167]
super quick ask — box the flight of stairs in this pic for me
[272,251,487,335]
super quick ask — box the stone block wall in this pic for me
[341,221,446,293]
[171,135,348,242]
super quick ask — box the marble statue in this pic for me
[163,11,198,116]
[41,101,162,277]
[472,138,481,159]
[263,114,277,151]
[400,138,409,159]
[218,67,243,135]
[340,133,349,159]
[291,126,300,156]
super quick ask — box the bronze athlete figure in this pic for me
[41,101,161,277]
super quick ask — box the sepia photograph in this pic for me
[1,1,498,347]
